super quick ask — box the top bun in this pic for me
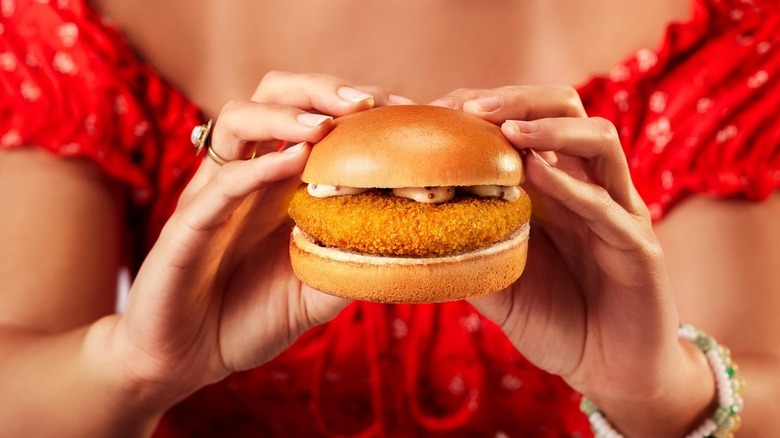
[302,105,523,188]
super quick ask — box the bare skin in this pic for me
[1,0,778,437]
[92,0,690,114]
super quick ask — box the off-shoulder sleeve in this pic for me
[580,0,780,220]
[0,1,162,204]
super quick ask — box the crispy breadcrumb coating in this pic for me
[288,186,531,257]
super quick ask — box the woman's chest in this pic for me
[97,1,537,108]
[89,0,681,115]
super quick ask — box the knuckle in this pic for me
[593,185,615,211]
[254,70,288,98]
[499,84,521,95]
[309,72,350,90]
[635,201,653,223]
[259,70,287,86]
[552,83,585,114]
[258,102,285,115]
[442,88,473,103]
[591,117,620,144]
[553,83,579,99]
[580,184,617,223]
[217,100,255,138]
[220,99,245,118]
[507,86,531,106]
[308,72,334,85]
[642,240,664,262]
[260,70,349,90]
[631,237,665,267]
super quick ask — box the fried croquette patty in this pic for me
[288,185,531,257]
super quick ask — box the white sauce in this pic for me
[462,185,523,202]
[292,223,529,264]
[392,186,455,204]
[307,184,369,198]
[307,183,522,203]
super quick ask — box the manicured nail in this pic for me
[338,87,374,103]
[466,96,501,113]
[508,120,541,134]
[387,94,415,105]
[429,97,458,109]
[282,142,306,154]
[297,113,333,127]
[529,149,551,167]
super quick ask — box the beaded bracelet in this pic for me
[580,324,745,438]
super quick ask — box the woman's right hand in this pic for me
[95,71,411,409]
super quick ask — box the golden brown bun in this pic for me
[290,225,529,303]
[302,105,523,188]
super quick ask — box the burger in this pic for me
[288,105,531,303]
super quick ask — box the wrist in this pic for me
[82,315,184,425]
[582,324,745,438]
[583,329,717,437]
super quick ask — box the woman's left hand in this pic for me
[429,86,713,434]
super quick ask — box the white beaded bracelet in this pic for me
[580,324,745,438]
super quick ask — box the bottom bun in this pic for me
[289,224,529,303]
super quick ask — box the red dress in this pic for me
[1,0,779,436]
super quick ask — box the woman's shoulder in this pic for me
[1,0,202,217]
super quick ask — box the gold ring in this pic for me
[191,119,230,166]
[205,144,229,166]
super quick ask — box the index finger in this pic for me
[252,71,376,117]
[434,84,587,121]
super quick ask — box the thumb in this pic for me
[300,286,352,328]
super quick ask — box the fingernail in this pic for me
[508,120,541,134]
[387,94,415,105]
[466,96,501,113]
[297,113,333,127]
[529,149,551,167]
[338,87,374,103]
[282,142,306,154]
[429,97,458,109]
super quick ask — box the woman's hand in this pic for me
[431,87,715,435]
[105,72,411,408]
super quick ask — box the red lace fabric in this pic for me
[2,0,779,436]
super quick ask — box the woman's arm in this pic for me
[656,193,780,437]
[0,72,406,437]
[0,148,161,437]
[433,85,777,437]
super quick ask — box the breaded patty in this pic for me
[288,186,531,257]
